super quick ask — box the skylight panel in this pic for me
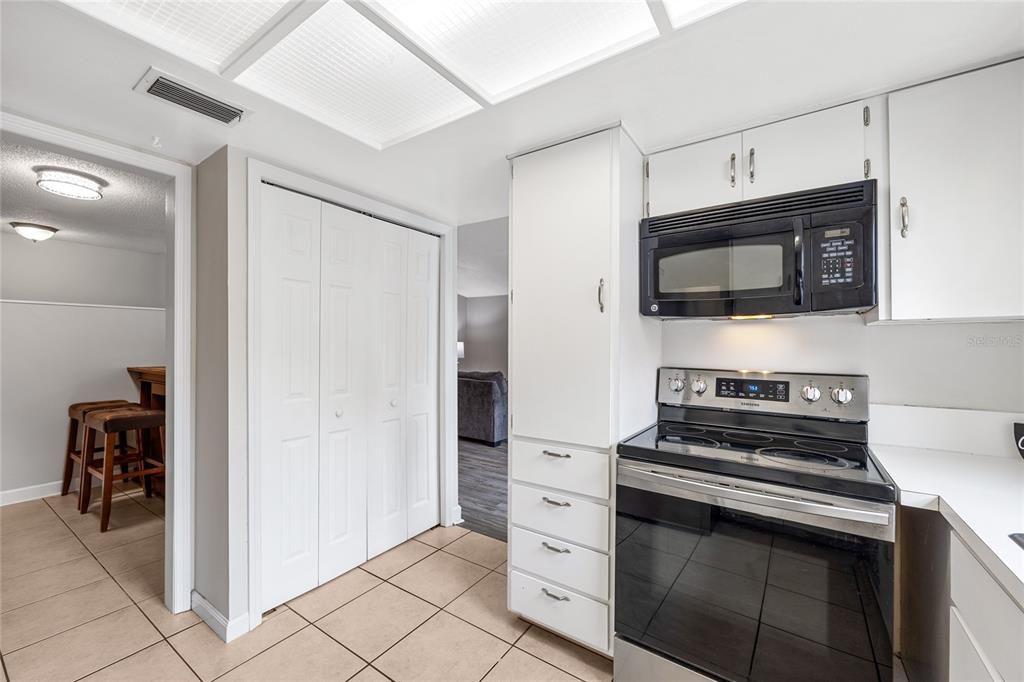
[660,0,745,29]
[370,0,660,103]
[235,1,481,149]
[64,0,290,72]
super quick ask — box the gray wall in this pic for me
[460,295,509,375]
[662,316,1024,412]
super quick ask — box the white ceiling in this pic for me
[0,131,172,253]
[2,2,1021,229]
[458,217,508,298]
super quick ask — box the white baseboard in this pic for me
[191,590,249,643]
[446,504,464,527]
[1,480,63,506]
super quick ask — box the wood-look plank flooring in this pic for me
[457,439,507,542]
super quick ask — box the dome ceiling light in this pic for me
[10,222,59,242]
[35,168,104,201]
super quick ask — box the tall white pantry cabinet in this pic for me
[256,183,440,613]
[507,127,661,653]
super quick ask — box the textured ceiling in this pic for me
[0,132,172,253]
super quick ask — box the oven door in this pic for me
[615,461,895,682]
[641,217,807,317]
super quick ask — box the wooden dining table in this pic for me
[127,366,165,410]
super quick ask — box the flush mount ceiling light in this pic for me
[660,0,746,29]
[370,0,659,103]
[35,169,104,201]
[10,222,59,243]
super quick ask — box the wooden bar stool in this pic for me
[80,408,166,532]
[61,400,142,505]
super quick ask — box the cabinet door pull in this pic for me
[899,197,910,238]
[542,541,571,554]
[748,147,755,183]
[729,153,736,187]
[597,278,605,313]
[542,450,571,459]
[541,587,571,602]
[542,496,571,508]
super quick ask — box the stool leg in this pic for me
[118,430,130,482]
[100,432,117,532]
[61,417,79,496]
[79,426,95,513]
[141,428,154,498]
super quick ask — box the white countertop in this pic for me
[870,442,1024,609]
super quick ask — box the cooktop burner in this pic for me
[793,439,849,453]
[662,424,707,435]
[663,434,721,448]
[757,447,852,470]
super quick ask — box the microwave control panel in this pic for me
[810,223,864,291]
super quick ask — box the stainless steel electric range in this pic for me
[614,368,897,682]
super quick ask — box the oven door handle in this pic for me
[618,464,891,528]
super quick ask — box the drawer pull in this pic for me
[542,541,571,554]
[542,496,571,508]
[541,587,571,602]
[542,450,572,459]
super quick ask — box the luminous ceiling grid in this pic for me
[236,1,480,148]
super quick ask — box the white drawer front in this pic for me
[950,532,1024,681]
[949,606,999,682]
[510,483,609,552]
[510,527,609,600]
[509,570,609,652]
[510,440,609,499]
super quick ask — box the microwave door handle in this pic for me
[793,225,805,306]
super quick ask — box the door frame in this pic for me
[246,159,458,631]
[0,112,195,614]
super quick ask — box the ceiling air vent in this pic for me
[133,67,248,126]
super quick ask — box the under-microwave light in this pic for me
[730,314,773,320]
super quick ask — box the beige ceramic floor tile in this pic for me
[287,568,381,621]
[361,540,435,580]
[169,607,305,681]
[83,641,198,681]
[483,648,578,682]
[445,573,527,644]
[131,492,166,518]
[515,627,612,682]
[495,562,507,576]
[67,498,163,553]
[348,666,390,682]
[3,605,160,681]
[137,595,202,637]
[415,525,470,549]
[220,626,365,681]
[375,611,509,682]
[0,533,90,580]
[0,555,107,613]
[95,533,164,574]
[390,551,489,607]
[316,583,437,661]
[0,500,57,534]
[43,488,109,519]
[0,577,131,653]
[1,517,76,554]
[112,559,164,602]
[443,533,508,570]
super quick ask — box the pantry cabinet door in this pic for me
[647,133,743,216]
[510,130,613,449]
[318,204,371,582]
[742,100,866,199]
[367,222,409,557]
[258,184,321,610]
[888,60,1024,320]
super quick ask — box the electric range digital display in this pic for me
[716,378,790,402]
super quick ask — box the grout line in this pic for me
[507,642,591,682]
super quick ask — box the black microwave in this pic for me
[640,180,877,318]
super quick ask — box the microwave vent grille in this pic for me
[645,183,867,233]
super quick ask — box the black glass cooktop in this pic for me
[618,422,896,502]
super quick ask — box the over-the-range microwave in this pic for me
[640,180,877,318]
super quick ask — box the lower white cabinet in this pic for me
[509,440,610,500]
[510,481,609,552]
[949,606,998,682]
[509,527,609,601]
[509,570,609,652]
[258,184,439,612]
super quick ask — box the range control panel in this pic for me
[658,368,869,422]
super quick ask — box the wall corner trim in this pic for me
[191,590,250,642]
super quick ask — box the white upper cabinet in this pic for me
[888,59,1024,320]
[647,133,742,215]
[742,101,867,199]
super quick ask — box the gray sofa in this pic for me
[457,371,508,445]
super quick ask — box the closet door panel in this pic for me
[367,224,409,557]
[259,185,321,610]
[406,230,440,537]
[318,205,371,582]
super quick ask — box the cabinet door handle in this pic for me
[542,541,571,554]
[729,153,736,187]
[542,450,571,459]
[748,148,755,183]
[899,197,910,238]
[541,587,571,602]
[542,496,571,508]
[597,278,605,313]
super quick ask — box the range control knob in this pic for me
[800,385,821,403]
[668,377,685,393]
[690,377,708,395]
[830,387,854,406]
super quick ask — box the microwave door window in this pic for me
[657,242,785,299]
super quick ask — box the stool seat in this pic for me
[68,400,140,421]
[62,400,144,504]
[85,408,164,433]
